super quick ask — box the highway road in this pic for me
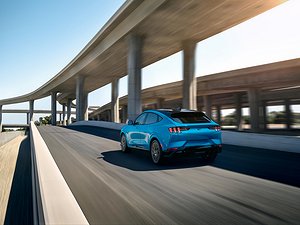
[38,125,300,225]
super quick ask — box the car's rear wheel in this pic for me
[202,149,217,162]
[150,139,163,164]
[121,134,130,153]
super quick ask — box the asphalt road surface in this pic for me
[38,125,300,225]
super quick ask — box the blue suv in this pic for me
[120,109,222,164]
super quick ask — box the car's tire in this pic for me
[150,139,164,164]
[120,134,130,153]
[202,149,217,162]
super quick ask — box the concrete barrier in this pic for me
[0,131,24,147]
[30,122,89,225]
[71,121,300,153]
[222,131,300,153]
[71,120,125,130]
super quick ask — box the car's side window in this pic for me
[144,113,159,125]
[158,115,163,122]
[135,113,147,125]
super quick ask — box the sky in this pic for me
[1,0,300,124]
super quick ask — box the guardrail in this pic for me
[30,122,89,225]
[222,131,300,153]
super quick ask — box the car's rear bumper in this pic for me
[163,144,222,157]
[164,137,221,151]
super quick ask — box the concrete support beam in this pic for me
[51,92,57,126]
[285,99,292,129]
[216,105,221,125]
[67,99,72,125]
[156,98,164,109]
[197,106,203,112]
[111,79,120,123]
[262,101,268,130]
[27,113,30,125]
[29,100,34,123]
[59,113,62,125]
[182,41,197,110]
[248,88,262,132]
[0,105,2,132]
[121,105,128,123]
[203,95,212,118]
[107,110,111,122]
[62,104,66,126]
[127,34,143,121]
[235,94,243,131]
[76,76,88,122]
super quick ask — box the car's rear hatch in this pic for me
[168,111,221,143]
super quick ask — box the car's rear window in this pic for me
[170,112,210,123]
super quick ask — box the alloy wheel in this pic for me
[151,140,161,164]
[121,134,128,152]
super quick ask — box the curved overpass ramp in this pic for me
[0,0,285,105]
[36,125,300,224]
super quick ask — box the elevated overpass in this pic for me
[0,109,76,130]
[89,58,300,130]
[32,124,300,224]
[4,1,300,224]
[0,0,286,132]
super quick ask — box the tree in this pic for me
[268,111,293,124]
[36,115,51,125]
[222,112,236,126]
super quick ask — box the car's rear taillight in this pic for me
[169,127,180,133]
[209,126,221,131]
[168,127,190,133]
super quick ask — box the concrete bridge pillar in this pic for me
[235,93,243,131]
[29,100,34,123]
[216,105,222,125]
[248,88,263,132]
[107,110,111,122]
[197,106,203,112]
[76,76,88,121]
[262,101,268,130]
[51,92,57,126]
[285,99,292,129]
[121,105,128,123]
[127,34,143,121]
[203,95,212,118]
[111,79,120,123]
[59,113,62,125]
[67,99,72,125]
[62,104,66,126]
[182,40,197,110]
[26,113,30,125]
[0,105,2,132]
[156,98,164,109]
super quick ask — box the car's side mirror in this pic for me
[127,120,134,125]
